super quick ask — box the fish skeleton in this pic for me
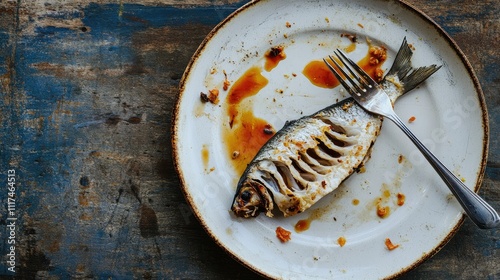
[231,38,441,218]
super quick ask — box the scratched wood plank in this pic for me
[0,0,498,279]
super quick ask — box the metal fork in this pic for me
[324,50,500,229]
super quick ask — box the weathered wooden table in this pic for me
[0,0,498,279]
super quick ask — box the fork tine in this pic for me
[326,55,364,95]
[336,50,376,85]
[322,58,357,96]
[333,50,367,87]
[327,55,354,87]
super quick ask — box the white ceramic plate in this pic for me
[173,0,488,279]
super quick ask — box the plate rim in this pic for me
[172,0,489,278]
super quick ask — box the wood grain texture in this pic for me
[0,0,498,279]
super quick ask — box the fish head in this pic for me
[231,172,276,218]
[231,179,266,218]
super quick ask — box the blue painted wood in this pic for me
[0,2,248,278]
[0,1,498,279]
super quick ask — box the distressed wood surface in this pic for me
[0,0,498,279]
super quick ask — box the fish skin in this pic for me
[231,38,440,218]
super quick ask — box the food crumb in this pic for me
[267,45,285,59]
[200,92,209,103]
[342,102,352,111]
[223,80,231,91]
[286,21,292,28]
[200,89,219,104]
[385,238,400,250]
[357,23,364,28]
[276,226,291,243]
[337,236,346,247]
[365,46,387,82]
[341,33,357,43]
[374,68,384,82]
[264,45,286,71]
[231,151,240,159]
[398,154,405,164]
[369,46,387,62]
[377,205,390,218]
[263,124,274,135]
[223,70,231,91]
[397,193,406,206]
[408,116,416,123]
[208,88,220,104]
[325,17,330,23]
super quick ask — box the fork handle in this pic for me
[386,113,500,229]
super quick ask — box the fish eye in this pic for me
[240,190,251,202]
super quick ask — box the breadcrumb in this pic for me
[276,227,291,243]
[385,238,400,250]
[208,88,219,104]
[200,88,219,104]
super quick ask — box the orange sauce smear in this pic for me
[293,206,331,233]
[302,60,340,88]
[264,46,286,72]
[383,189,391,198]
[294,219,310,233]
[344,42,356,53]
[223,66,274,175]
[357,47,386,82]
[227,67,268,104]
[201,145,209,170]
[224,111,275,175]
[302,45,387,89]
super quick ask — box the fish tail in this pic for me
[384,37,441,94]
